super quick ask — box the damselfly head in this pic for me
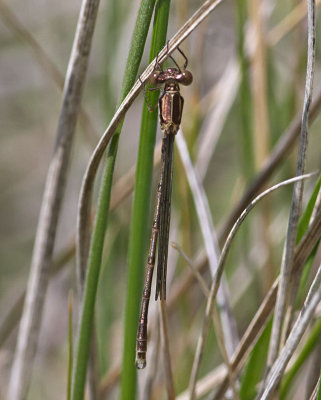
[149,68,193,86]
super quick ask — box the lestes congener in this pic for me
[136,49,193,369]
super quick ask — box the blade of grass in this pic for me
[177,131,239,355]
[6,1,101,399]
[121,1,170,397]
[280,317,321,399]
[159,298,176,399]
[70,1,157,399]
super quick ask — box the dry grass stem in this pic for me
[267,0,316,374]
[159,299,175,400]
[6,0,101,398]
[177,131,238,355]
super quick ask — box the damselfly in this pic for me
[136,47,193,369]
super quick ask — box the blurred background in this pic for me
[0,0,321,399]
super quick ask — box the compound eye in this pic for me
[149,71,160,86]
[180,70,193,86]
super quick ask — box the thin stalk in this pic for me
[6,1,100,399]
[267,0,316,374]
[70,1,157,399]
[121,1,170,398]
[159,298,175,399]
[67,291,74,400]
[177,131,239,355]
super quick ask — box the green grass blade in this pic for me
[120,1,171,398]
[70,1,156,399]
[280,318,321,399]
[239,319,272,400]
